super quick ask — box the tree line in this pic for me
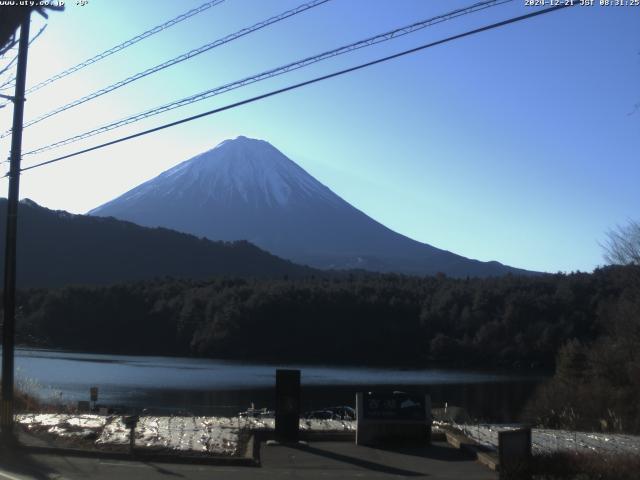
[524,265,640,433]
[7,265,636,371]
[4,262,640,432]
[522,219,640,433]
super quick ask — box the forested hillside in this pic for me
[11,266,637,369]
[0,199,315,287]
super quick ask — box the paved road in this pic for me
[0,441,497,479]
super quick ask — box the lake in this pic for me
[15,348,544,422]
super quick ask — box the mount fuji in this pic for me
[89,136,531,277]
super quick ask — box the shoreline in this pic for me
[13,345,550,377]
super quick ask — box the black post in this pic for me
[123,415,139,456]
[275,369,301,443]
[1,12,31,438]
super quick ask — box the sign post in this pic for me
[275,369,300,443]
[90,386,98,411]
[123,414,139,456]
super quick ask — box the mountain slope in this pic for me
[0,198,315,288]
[90,136,533,277]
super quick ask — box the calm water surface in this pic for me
[15,348,544,421]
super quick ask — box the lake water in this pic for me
[15,348,544,422]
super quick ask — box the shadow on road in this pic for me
[377,442,475,462]
[0,447,62,480]
[142,461,185,477]
[288,443,428,477]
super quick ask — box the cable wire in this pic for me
[0,26,46,79]
[0,37,17,57]
[21,0,513,156]
[25,0,226,95]
[13,3,576,176]
[0,76,15,91]
[1,0,331,137]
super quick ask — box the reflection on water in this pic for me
[15,348,544,421]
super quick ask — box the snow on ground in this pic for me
[19,415,639,457]
[17,414,356,456]
[452,423,640,455]
[300,418,355,432]
[97,416,240,455]
[20,414,106,438]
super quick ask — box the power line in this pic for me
[0,50,20,79]
[25,0,226,95]
[0,26,46,79]
[0,0,331,138]
[28,24,47,46]
[0,1,226,110]
[0,76,15,91]
[21,0,513,157]
[0,28,44,102]
[15,3,576,176]
[0,37,17,58]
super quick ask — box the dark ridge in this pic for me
[0,198,317,288]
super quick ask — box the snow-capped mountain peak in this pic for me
[89,136,531,277]
[115,136,338,209]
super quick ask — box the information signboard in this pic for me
[362,391,426,421]
[356,391,431,446]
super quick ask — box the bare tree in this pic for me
[603,219,640,266]
[0,24,47,109]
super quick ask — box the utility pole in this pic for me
[1,11,31,439]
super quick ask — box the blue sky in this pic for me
[0,0,638,273]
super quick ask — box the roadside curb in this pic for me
[300,431,355,442]
[12,433,260,467]
[441,426,499,471]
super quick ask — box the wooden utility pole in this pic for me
[1,11,30,438]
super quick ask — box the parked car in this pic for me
[303,409,334,420]
[326,406,356,420]
[303,406,356,420]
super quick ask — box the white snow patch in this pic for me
[92,136,344,214]
[453,423,640,455]
[97,416,239,455]
[19,414,106,440]
[17,414,356,456]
